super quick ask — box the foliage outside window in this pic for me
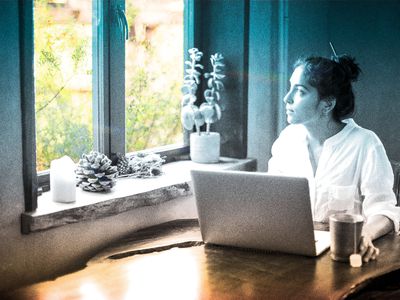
[34,0,93,171]
[125,0,183,152]
[34,0,184,172]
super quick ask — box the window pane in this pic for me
[125,0,184,152]
[34,0,93,171]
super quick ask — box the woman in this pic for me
[268,55,399,263]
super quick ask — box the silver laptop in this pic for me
[191,169,330,257]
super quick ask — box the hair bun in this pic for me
[337,55,361,81]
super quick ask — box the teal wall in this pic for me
[248,0,280,171]
[198,0,249,159]
[328,0,400,162]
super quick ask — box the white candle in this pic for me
[50,156,76,203]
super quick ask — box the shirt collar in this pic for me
[323,118,357,147]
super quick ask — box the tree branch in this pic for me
[35,76,73,114]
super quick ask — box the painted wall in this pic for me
[327,0,400,162]
[248,0,280,171]
[198,0,249,159]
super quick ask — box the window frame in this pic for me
[23,0,197,210]
[93,0,125,158]
[20,0,38,212]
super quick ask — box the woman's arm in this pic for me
[360,142,399,233]
[363,214,394,240]
[357,138,400,263]
[359,214,394,262]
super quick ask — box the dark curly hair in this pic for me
[294,55,361,122]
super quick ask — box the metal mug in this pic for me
[329,213,364,262]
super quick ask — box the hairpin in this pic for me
[329,42,339,63]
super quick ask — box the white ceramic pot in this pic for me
[190,132,220,163]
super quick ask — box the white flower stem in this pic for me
[206,123,210,134]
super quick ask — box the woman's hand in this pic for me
[358,215,394,263]
[359,234,380,262]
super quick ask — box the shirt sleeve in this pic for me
[360,141,400,233]
[267,126,296,175]
[268,125,310,177]
[267,133,285,175]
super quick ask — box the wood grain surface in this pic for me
[3,219,400,300]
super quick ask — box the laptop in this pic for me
[191,169,330,257]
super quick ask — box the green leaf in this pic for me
[214,103,222,120]
[192,70,201,76]
[181,94,193,106]
[207,78,213,88]
[193,109,205,127]
[215,80,224,90]
[199,103,215,123]
[181,106,195,130]
[215,91,220,101]
[204,89,213,99]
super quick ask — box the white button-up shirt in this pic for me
[268,119,400,232]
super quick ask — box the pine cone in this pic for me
[127,152,165,178]
[116,153,130,175]
[75,151,118,192]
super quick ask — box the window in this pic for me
[34,0,93,172]
[125,0,184,152]
[31,0,191,198]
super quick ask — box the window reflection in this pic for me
[124,248,200,300]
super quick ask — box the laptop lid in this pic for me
[191,169,329,257]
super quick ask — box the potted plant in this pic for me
[181,48,225,163]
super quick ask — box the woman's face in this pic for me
[284,66,323,125]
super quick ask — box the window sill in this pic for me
[21,157,257,234]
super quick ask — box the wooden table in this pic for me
[3,219,400,300]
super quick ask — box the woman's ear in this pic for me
[320,96,336,115]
